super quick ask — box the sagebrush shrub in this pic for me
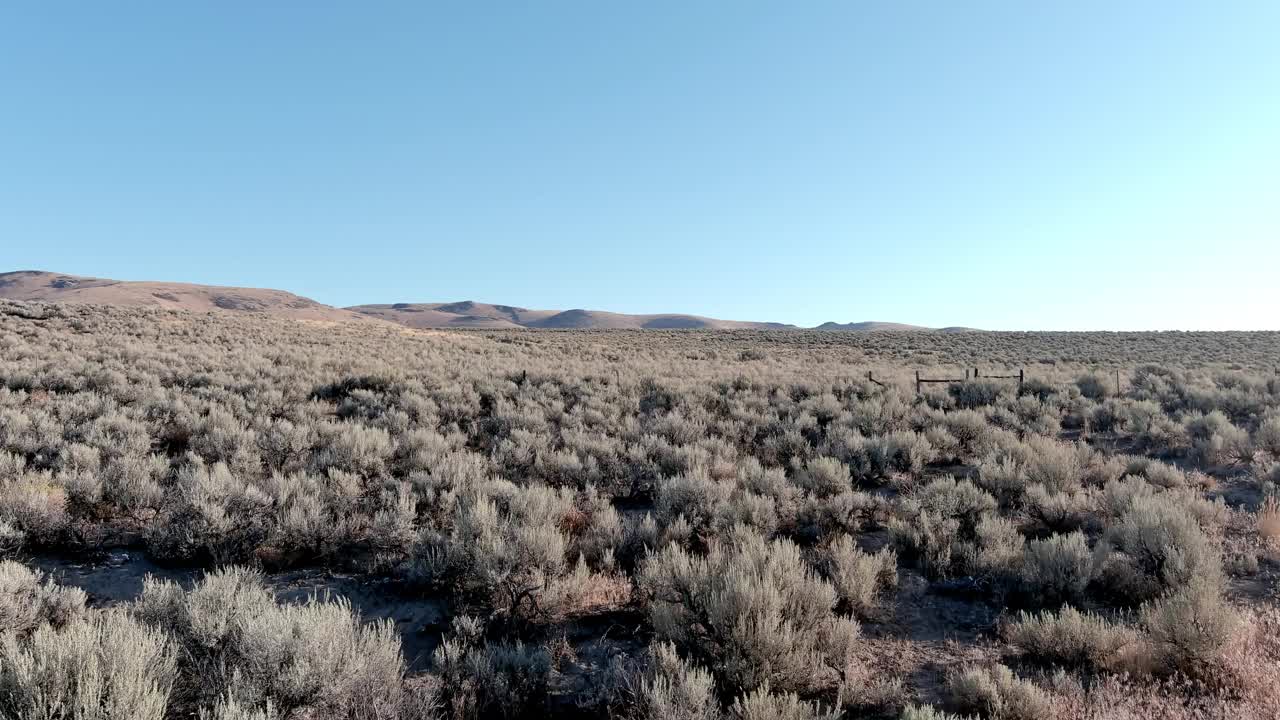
[432,615,551,720]
[655,468,735,538]
[822,534,897,618]
[148,459,271,564]
[1185,411,1251,467]
[631,642,720,720]
[901,706,964,720]
[1120,399,1185,453]
[950,381,1007,409]
[0,520,22,559]
[1124,457,1192,490]
[1256,415,1280,460]
[0,610,177,720]
[975,455,1026,507]
[198,696,280,720]
[1019,532,1092,607]
[135,567,408,718]
[944,410,996,457]
[1009,396,1062,437]
[1088,399,1123,433]
[0,560,86,636]
[1003,606,1140,670]
[308,421,395,478]
[1022,437,1086,494]
[419,485,626,623]
[1076,373,1112,401]
[257,470,359,562]
[795,489,884,541]
[1258,495,1280,541]
[890,477,1022,580]
[100,452,169,516]
[638,528,861,695]
[728,686,839,720]
[0,468,68,546]
[863,431,935,484]
[190,408,259,479]
[794,456,851,496]
[1140,581,1239,675]
[947,664,1052,720]
[1093,494,1223,604]
[1023,484,1093,534]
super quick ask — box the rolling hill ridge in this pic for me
[0,270,368,323]
[1,271,976,331]
[348,302,797,330]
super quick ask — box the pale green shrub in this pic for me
[148,459,270,564]
[1076,374,1112,401]
[947,664,1052,720]
[1093,494,1223,604]
[633,642,720,720]
[864,431,936,483]
[1023,485,1093,534]
[654,468,734,536]
[421,485,625,622]
[1123,458,1192,489]
[431,616,551,720]
[0,469,68,546]
[890,477,1022,580]
[1140,581,1239,675]
[1019,532,1092,607]
[0,521,22,559]
[1185,411,1251,466]
[0,561,86,636]
[901,706,965,720]
[730,686,839,720]
[135,567,407,717]
[1256,414,1280,460]
[822,534,898,618]
[198,696,280,720]
[638,529,861,695]
[975,455,1026,507]
[794,456,852,496]
[950,380,1007,409]
[308,421,394,478]
[1003,606,1140,670]
[0,610,177,720]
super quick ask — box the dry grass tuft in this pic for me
[1257,496,1280,541]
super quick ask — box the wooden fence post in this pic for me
[1019,368,1024,388]
[915,370,921,395]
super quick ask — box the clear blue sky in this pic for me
[2,3,1277,330]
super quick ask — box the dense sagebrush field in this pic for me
[2,300,1280,720]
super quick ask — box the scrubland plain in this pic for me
[2,299,1280,719]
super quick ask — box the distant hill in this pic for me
[815,321,928,332]
[0,271,370,324]
[815,321,981,332]
[349,302,797,330]
[1,270,971,331]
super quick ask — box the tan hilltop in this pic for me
[1,270,975,331]
[0,270,370,324]
[348,301,797,330]
[813,321,980,333]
